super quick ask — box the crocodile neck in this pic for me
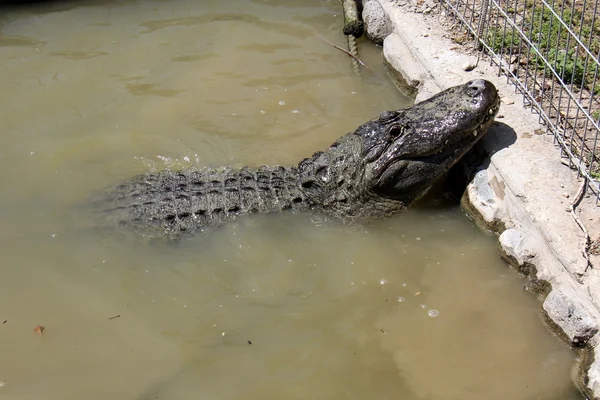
[296,133,405,219]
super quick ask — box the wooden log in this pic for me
[341,0,364,38]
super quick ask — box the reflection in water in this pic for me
[48,50,109,60]
[0,0,582,399]
[0,35,47,48]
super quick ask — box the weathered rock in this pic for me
[588,358,600,400]
[383,34,441,101]
[362,0,392,45]
[543,288,599,346]
[499,228,536,267]
[461,169,504,231]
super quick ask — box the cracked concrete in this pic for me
[365,0,600,398]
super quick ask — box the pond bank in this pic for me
[364,0,600,398]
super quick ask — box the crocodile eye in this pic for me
[389,125,404,138]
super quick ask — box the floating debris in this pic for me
[33,325,45,335]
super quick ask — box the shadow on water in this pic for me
[0,0,80,13]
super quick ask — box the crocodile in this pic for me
[98,79,500,237]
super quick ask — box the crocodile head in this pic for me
[357,79,499,208]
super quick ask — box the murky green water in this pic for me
[0,1,582,399]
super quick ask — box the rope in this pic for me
[347,34,361,75]
[340,0,362,74]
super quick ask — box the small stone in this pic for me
[559,108,579,119]
[423,33,429,37]
[564,192,570,198]
[502,97,515,105]
[463,61,476,71]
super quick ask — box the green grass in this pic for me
[485,27,521,52]
[527,6,589,88]
[486,1,599,92]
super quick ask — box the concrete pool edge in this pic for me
[371,0,600,398]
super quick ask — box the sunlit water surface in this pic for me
[0,0,582,399]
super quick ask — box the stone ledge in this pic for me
[372,0,600,397]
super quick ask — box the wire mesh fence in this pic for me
[439,0,600,200]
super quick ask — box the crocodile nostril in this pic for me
[468,79,486,94]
